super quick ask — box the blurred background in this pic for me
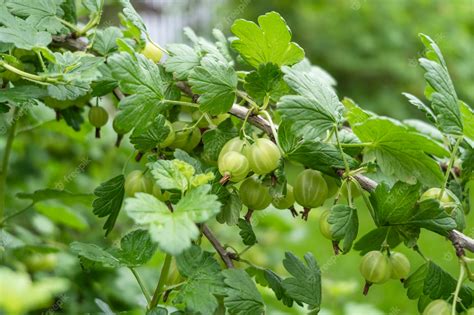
[1,0,473,314]
[102,0,474,119]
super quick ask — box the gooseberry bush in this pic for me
[0,1,474,314]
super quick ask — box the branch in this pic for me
[202,224,235,268]
[448,230,474,257]
[52,35,88,51]
[176,81,273,135]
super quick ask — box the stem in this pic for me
[163,100,199,108]
[353,179,376,220]
[237,90,258,108]
[334,125,350,174]
[149,254,172,309]
[35,51,47,72]
[452,262,465,315]
[413,245,428,262]
[260,110,279,146]
[130,268,151,304]
[0,61,60,84]
[340,142,372,148]
[56,17,81,32]
[440,136,463,197]
[0,203,34,227]
[238,245,253,257]
[202,224,235,268]
[0,106,19,218]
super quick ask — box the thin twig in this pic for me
[202,224,235,268]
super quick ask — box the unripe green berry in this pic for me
[246,138,281,175]
[389,252,410,280]
[359,251,391,284]
[218,151,250,182]
[422,299,451,315]
[272,185,295,209]
[125,170,153,196]
[319,208,333,240]
[239,177,272,210]
[89,106,108,127]
[142,42,163,63]
[294,169,328,209]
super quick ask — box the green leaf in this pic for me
[341,97,372,125]
[83,0,103,14]
[92,175,125,236]
[17,189,93,205]
[278,65,343,137]
[0,103,9,113]
[281,252,321,311]
[202,118,238,162]
[60,0,76,24]
[237,218,257,246]
[404,199,457,234]
[328,205,358,253]
[264,270,294,307]
[130,114,170,152]
[91,63,118,97]
[173,149,204,174]
[292,59,336,86]
[108,52,166,133]
[222,269,265,315]
[244,63,289,104]
[370,181,421,226]
[404,261,472,306]
[174,245,224,314]
[354,227,401,255]
[69,242,121,267]
[113,229,157,267]
[352,117,448,186]
[149,160,191,192]
[35,203,88,231]
[418,34,463,135]
[371,182,456,234]
[287,140,359,175]
[216,189,242,226]
[231,11,304,68]
[188,55,237,115]
[0,85,48,103]
[47,52,104,100]
[58,106,84,131]
[0,7,52,49]
[124,185,220,255]
[460,101,474,141]
[164,44,200,80]
[6,0,65,34]
[119,0,148,36]
[402,93,436,123]
[277,120,300,155]
[92,27,122,56]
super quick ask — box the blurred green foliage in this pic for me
[221,0,474,119]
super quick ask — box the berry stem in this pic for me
[115,134,123,147]
[332,241,341,255]
[245,209,254,222]
[135,152,144,162]
[219,173,231,185]
[363,281,372,296]
[95,127,101,138]
[288,206,298,217]
[302,207,311,221]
